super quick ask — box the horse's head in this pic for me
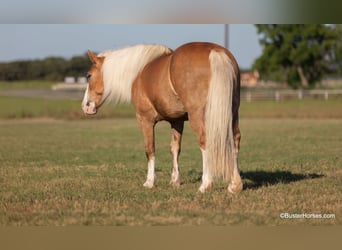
[82,50,105,115]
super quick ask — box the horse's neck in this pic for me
[101,45,172,104]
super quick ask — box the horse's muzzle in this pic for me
[82,100,97,115]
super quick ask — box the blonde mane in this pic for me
[99,44,172,104]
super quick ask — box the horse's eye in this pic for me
[86,73,91,81]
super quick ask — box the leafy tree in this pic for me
[253,24,338,88]
[334,24,342,74]
[66,54,91,78]
[41,57,67,81]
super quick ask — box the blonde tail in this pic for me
[205,50,236,181]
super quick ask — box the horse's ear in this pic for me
[87,50,98,64]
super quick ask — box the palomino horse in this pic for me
[82,42,242,194]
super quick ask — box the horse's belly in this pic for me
[152,94,188,121]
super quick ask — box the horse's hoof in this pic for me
[143,181,154,189]
[228,182,243,194]
[169,180,181,187]
[198,182,213,193]
[198,186,206,193]
[170,178,180,188]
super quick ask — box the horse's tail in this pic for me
[205,49,236,181]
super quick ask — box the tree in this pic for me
[334,24,342,74]
[66,54,91,78]
[253,24,338,88]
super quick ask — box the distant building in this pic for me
[64,76,76,84]
[240,70,260,87]
[77,77,87,84]
[64,76,88,84]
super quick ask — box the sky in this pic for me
[0,1,338,24]
[0,24,262,69]
[0,1,289,23]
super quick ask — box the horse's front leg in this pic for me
[170,121,184,187]
[136,115,156,189]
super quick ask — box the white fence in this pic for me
[241,89,342,102]
[52,83,87,91]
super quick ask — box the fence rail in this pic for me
[50,83,342,102]
[241,89,342,102]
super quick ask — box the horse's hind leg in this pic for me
[136,115,156,189]
[169,121,184,187]
[188,111,213,193]
[228,115,243,194]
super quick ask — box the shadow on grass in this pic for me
[184,169,324,190]
[240,170,324,190]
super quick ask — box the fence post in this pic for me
[275,91,280,101]
[324,91,329,100]
[298,90,303,100]
[246,92,252,102]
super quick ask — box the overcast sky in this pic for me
[0,24,262,69]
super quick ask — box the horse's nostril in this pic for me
[86,101,90,107]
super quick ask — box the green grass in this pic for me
[0,96,135,119]
[0,80,55,90]
[0,117,341,225]
[0,95,341,120]
[240,99,342,119]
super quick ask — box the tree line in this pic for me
[253,24,342,88]
[1,24,341,88]
[0,53,91,81]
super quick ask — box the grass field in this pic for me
[0,94,341,225]
[0,80,55,91]
[1,95,342,119]
[0,96,134,119]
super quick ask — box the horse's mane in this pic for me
[99,44,172,104]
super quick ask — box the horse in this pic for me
[82,42,243,194]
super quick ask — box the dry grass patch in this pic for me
[0,118,341,225]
